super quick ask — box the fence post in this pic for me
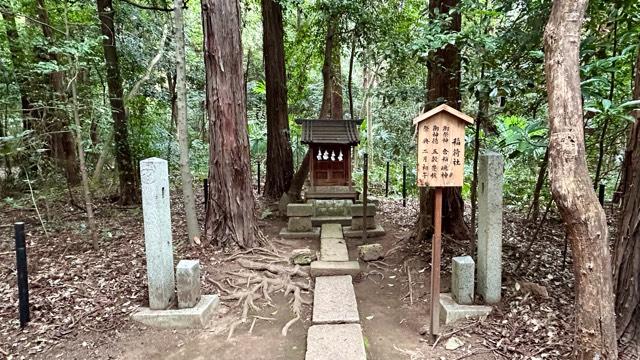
[402,163,407,207]
[15,222,30,327]
[385,161,390,197]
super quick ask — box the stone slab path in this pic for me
[305,324,367,360]
[306,224,367,360]
[320,237,349,262]
[312,276,359,324]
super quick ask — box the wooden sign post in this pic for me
[413,104,474,339]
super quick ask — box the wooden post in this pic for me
[15,222,30,327]
[430,188,442,338]
[385,161,390,197]
[362,153,369,243]
[402,163,407,207]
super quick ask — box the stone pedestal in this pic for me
[288,216,312,232]
[140,158,175,310]
[451,256,474,305]
[176,260,201,309]
[477,151,504,304]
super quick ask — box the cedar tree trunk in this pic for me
[416,0,470,241]
[36,0,79,185]
[174,0,200,243]
[202,0,259,248]
[544,0,618,357]
[96,0,138,204]
[262,0,294,200]
[613,48,640,356]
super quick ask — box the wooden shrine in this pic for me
[412,104,474,339]
[296,119,363,200]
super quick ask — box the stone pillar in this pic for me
[140,157,175,310]
[477,151,503,304]
[451,256,474,305]
[176,260,201,309]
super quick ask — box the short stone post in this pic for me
[477,151,503,304]
[176,260,201,309]
[351,203,376,230]
[451,256,474,305]
[287,203,314,232]
[140,157,175,310]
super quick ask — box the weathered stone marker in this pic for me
[477,151,504,304]
[451,256,474,305]
[140,157,175,310]
[176,260,201,309]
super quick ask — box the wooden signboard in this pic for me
[413,104,474,188]
[412,104,474,340]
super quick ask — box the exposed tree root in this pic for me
[222,253,313,340]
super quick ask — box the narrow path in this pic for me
[305,224,366,360]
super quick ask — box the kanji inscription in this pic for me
[413,105,473,187]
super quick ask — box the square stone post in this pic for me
[451,256,475,305]
[140,158,175,309]
[477,151,503,304]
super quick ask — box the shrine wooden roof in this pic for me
[296,119,363,145]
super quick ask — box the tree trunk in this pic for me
[36,0,80,185]
[470,85,488,254]
[96,0,138,205]
[613,47,640,357]
[262,0,294,200]
[282,14,343,204]
[174,0,200,244]
[201,0,259,248]
[544,1,618,357]
[528,147,549,223]
[416,0,470,241]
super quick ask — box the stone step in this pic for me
[311,216,352,227]
[320,223,343,239]
[313,275,359,324]
[310,261,361,277]
[306,324,366,360]
[320,237,349,262]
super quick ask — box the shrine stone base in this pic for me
[439,293,491,325]
[131,294,219,329]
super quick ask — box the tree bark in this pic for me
[96,0,138,205]
[470,85,488,253]
[262,0,294,200]
[543,1,618,357]
[201,0,259,248]
[416,0,470,241]
[528,147,549,223]
[35,0,80,185]
[174,0,200,244]
[282,14,343,204]
[612,47,640,356]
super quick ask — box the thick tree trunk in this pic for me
[613,48,640,356]
[36,0,79,185]
[470,86,488,253]
[202,0,259,248]
[416,0,470,241]
[262,0,294,200]
[282,14,343,203]
[174,0,200,244]
[96,0,138,205]
[544,1,618,357]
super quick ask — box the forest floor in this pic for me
[0,185,608,359]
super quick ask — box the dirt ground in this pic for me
[1,187,579,359]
